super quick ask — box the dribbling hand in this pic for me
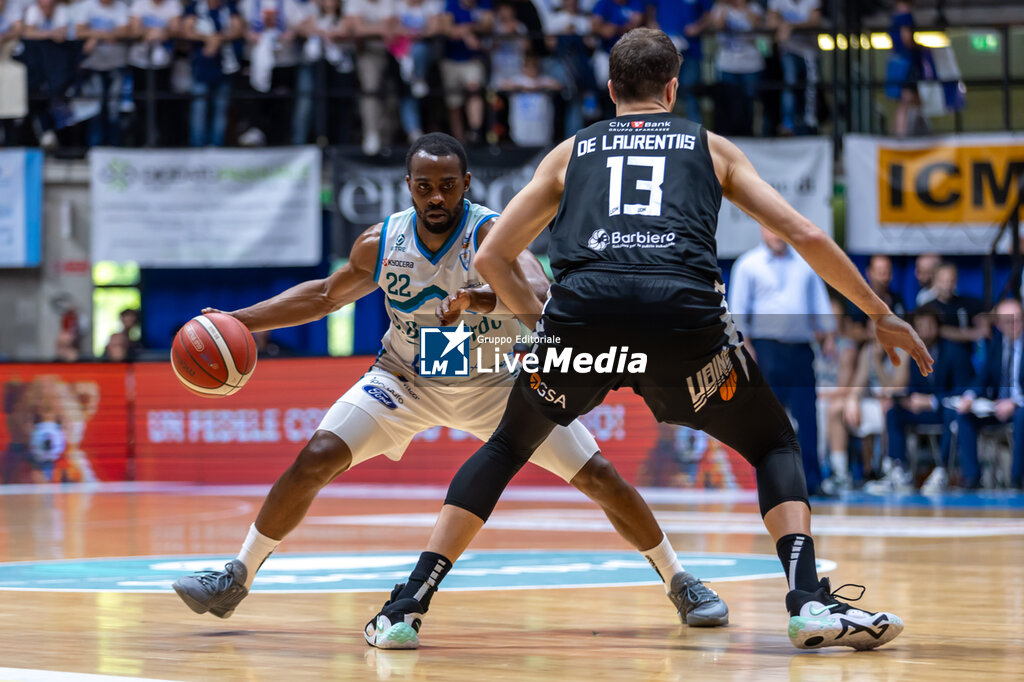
[874,314,934,376]
[436,290,473,326]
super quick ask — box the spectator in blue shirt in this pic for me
[182,0,243,146]
[440,0,492,143]
[646,0,711,123]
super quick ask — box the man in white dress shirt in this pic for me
[728,226,836,493]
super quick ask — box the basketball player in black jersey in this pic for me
[366,28,933,651]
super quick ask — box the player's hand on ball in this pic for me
[201,307,226,316]
[874,313,934,376]
[436,289,473,325]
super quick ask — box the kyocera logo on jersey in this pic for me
[587,229,677,251]
[382,258,414,269]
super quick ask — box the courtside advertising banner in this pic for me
[0,149,42,267]
[0,364,130,484]
[89,147,322,266]
[134,357,755,489]
[331,140,832,259]
[845,133,1024,254]
[717,137,834,257]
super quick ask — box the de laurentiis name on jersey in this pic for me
[576,132,697,156]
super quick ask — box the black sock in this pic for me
[776,534,819,593]
[396,551,452,610]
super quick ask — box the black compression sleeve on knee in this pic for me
[444,387,557,521]
[754,430,809,518]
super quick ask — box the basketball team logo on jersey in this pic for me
[418,321,472,377]
[687,348,735,412]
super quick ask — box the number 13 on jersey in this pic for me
[606,155,665,217]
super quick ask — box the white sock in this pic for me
[641,533,684,591]
[829,451,848,480]
[235,523,281,589]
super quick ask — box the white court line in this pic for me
[0,668,180,682]
[306,509,1024,537]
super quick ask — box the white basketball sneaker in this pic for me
[786,578,904,650]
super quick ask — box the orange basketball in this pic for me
[170,313,257,397]
[719,369,738,401]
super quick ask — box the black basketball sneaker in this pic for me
[364,583,425,650]
[172,559,249,619]
[786,578,904,650]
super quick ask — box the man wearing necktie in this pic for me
[955,298,1024,490]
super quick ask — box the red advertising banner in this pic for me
[134,358,755,489]
[0,364,130,483]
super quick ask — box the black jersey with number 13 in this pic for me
[549,113,723,289]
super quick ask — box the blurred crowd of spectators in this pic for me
[0,0,850,153]
[730,237,1024,495]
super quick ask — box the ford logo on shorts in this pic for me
[363,385,398,409]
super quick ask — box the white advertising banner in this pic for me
[0,149,42,267]
[90,147,322,267]
[845,133,1024,255]
[717,137,833,258]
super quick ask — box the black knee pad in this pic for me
[754,430,809,517]
[443,427,542,521]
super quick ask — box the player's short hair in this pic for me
[406,133,468,176]
[609,28,682,103]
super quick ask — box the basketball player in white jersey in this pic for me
[172,133,729,639]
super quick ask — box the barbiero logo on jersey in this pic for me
[588,229,610,251]
[419,321,472,377]
[586,229,676,251]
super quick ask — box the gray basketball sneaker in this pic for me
[172,559,249,619]
[668,571,730,626]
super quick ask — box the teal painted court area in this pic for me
[0,551,836,593]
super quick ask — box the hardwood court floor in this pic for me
[0,484,1022,681]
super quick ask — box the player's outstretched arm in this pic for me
[205,224,381,333]
[708,132,934,375]
[475,138,574,329]
[436,220,551,325]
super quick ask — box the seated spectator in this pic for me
[18,0,72,148]
[590,0,642,115]
[710,0,763,137]
[76,0,133,146]
[506,52,560,146]
[240,0,315,146]
[182,0,242,147]
[103,331,134,361]
[931,262,989,346]
[831,323,907,491]
[819,293,860,494]
[393,0,442,139]
[128,0,182,145]
[879,306,971,493]
[914,252,941,305]
[954,298,1024,490]
[55,328,82,362]
[440,0,492,144]
[647,0,711,124]
[847,254,907,341]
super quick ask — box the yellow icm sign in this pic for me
[878,145,1024,224]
